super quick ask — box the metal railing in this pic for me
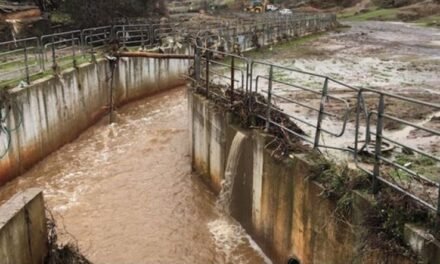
[193,45,440,220]
[0,13,336,87]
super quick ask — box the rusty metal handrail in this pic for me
[193,45,440,220]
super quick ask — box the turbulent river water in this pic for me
[0,87,270,264]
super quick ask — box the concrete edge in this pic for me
[0,188,43,227]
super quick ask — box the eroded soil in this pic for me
[248,21,439,153]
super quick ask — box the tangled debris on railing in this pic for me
[195,83,309,158]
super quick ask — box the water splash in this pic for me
[208,218,272,264]
[209,131,272,263]
[216,131,247,214]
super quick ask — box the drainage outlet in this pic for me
[287,257,301,264]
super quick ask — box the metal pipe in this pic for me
[116,51,194,59]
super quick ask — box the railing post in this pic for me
[23,43,30,85]
[37,38,44,72]
[248,59,253,94]
[90,37,96,63]
[314,77,328,149]
[230,56,235,104]
[265,65,273,132]
[354,89,363,161]
[80,29,85,55]
[51,35,57,73]
[141,30,145,50]
[194,46,200,84]
[205,51,210,98]
[372,94,385,194]
[122,25,127,49]
[72,33,77,68]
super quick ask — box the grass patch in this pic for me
[307,152,436,258]
[244,32,326,59]
[414,15,440,28]
[391,153,440,183]
[50,11,74,25]
[0,55,95,89]
[340,8,400,21]
[0,71,53,89]
[308,153,370,222]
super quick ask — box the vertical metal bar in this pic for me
[372,94,385,194]
[205,51,210,98]
[72,33,76,67]
[265,65,273,132]
[194,46,200,83]
[51,35,57,72]
[149,25,154,46]
[230,56,235,105]
[90,35,96,62]
[141,30,145,50]
[245,61,250,94]
[354,89,363,162]
[122,25,127,48]
[23,43,30,84]
[80,29,85,55]
[36,38,44,72]
[314,77,328,149]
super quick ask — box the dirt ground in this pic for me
[241,21,440,206]
[247,21,439,153]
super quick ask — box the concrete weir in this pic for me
[189,92,440,263]
[0,55,189,185]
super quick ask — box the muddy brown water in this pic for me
[0,87,270,264]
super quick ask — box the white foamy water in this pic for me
[0,88,272,263]
[216,131,247,214]
[210,131,272,264]
[208,218,272,264]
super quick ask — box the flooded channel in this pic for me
[0,87,270,264]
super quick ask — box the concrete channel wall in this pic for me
[0,56,189,185]
[189,92,440,264]
[0,14,339,263]
[0,188,46,264]
[0,14,338,187]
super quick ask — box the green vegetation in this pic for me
[244,32,326,59]
[308,153,370,221]
[414,15,440,27]
[50,11,74,25]
[363,188,429,259]
[272,69,295,83]
[391,153,440,182]
[0,54,96,89]
[339,7,400,21]
[339,6,440,28]
[307,152,437,259]
[0,71,52,89]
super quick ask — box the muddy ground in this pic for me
[231,21,440,207]
[245,21,439,155]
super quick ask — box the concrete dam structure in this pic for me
[0,12,439,264]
